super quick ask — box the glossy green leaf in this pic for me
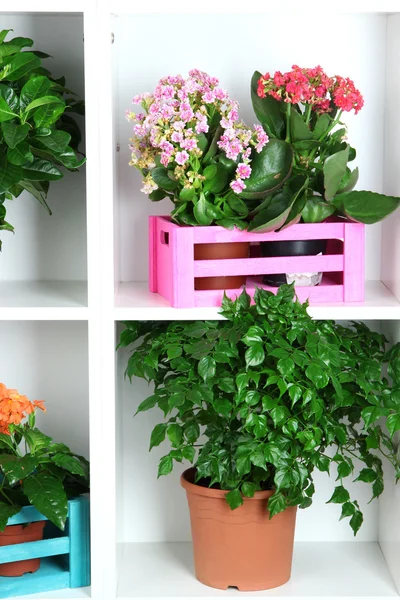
[268,491,287,518]
[0,52,40,82]
[7,141,33,165]
[0,95,18,122]
[337,190,400,224]
[0,454,37,485]
[151,166,178,192]
[245,344,265,367]
[247,188,295,232]
[301,195,336,223]
[157,455,173,477]
[149,423,167,450]
[0,156,22,192]
[22,159,63,181]
[226,488,243,510]
[23,472,68,530]
[19,75,51,109]
[350,510,363,536]
[323,146,349,201]
[193,192,213,226]
[52,453,86,478]
[0,502,21,532]
[198,356,216,381]
[239,139,293,201]
[327,485,350,504]
[290,109,313,142]
[1,122,29,148]
[33,102,66,128]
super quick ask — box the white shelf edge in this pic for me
[109,0,400,16]
[116,541,399,599]
[114,280,400,321]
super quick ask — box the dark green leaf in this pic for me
[245,344,265,367]
[1,122,29,148]
[268,491,287,518]
[350,510,363,536]
[52,453,86,478]
[337,190,400,225]
[251,70,285,138]
[327,485,350,504]
[0,502,21,532]
[0,52,40,82]
[151,167,177,192]
[157,455,173,477]
[198,356,216,381]
[323,146,349,201]
[149,424,167,450]
[225,488,243,510]
[23,472,68,530]
[19,75,51,109]
[22,159,63,181]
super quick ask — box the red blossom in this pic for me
[256,66,363,116]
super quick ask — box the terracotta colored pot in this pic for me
[0,521,46,577]
[194,242,249,291]
[181,468,297,591]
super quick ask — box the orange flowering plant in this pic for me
[0,383,89,532]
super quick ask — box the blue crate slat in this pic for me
[8,506,47,526]
[0,537,69,564]
[0,496,90,598]
[68,497,91,588]
[1,558,70,599]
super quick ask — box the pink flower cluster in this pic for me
[127,69,268,195]
[257,65,364,115]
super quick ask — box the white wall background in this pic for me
[0,321,89,458]
[116,322,387,545]
[0,14,87,282]
[115,12,386,284]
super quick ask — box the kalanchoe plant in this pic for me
[0,29,86,249]
[126,69,293,229]
[246,65,400,231]
[0,383,89,531]
[119,285,400,535]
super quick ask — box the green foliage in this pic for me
[250,70,400,229]
[0,30,85,249]
[0,424,89,532]
[120,284,400,536]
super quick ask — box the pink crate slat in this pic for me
[343,222,365,302]
[193,277,345,307]
[148,216,365,308]
[148,216,158,293]
[171,226,195,307]
[193,255,343,278]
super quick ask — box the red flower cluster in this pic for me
[257,65,363,115]
[331,76,364,114]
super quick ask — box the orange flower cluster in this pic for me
[0,383,46,435]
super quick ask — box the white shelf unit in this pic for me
[1,4,400,600]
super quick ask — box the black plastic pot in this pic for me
[260,239,327,287]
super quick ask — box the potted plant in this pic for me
[248,65,400,286]
[0,30,85,250]
[126,68,292,290]
[119,285,400,591]
[0,382,89,577]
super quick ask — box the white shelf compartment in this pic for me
[115,321,400,600]
[14,585,90,600]
[0,12,88,310]
[107,10,400,319]
[117,541,397,599]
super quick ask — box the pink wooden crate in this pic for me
[148,215,365,308]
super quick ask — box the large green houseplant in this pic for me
[0,30,85,249]
[119,285,400,590]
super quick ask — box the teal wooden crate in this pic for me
[0,496,90,598]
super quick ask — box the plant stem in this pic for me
[285,103,291,143]
[0,487,14,505]
[305,104,312,125]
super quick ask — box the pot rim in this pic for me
[180,468,274,500]
[0,521,46,536]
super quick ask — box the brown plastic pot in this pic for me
[0,521,46,577]
[181,468,297,591]
[194,242,249,290]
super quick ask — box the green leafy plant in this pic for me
[119,285,400,535]
[0,384,89,531]
[248,66,400,231]
[0,29,85,249]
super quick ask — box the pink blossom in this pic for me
[173,121,185,131]
[160,141,174,156]
[160,105,174,119]
[230,179,246,193]
[228,109,239,121]
[160,153,170,167]
[214,87,227,100]
[181,138,197,151]
[175,150,190,165]
[237,163,251,179]
[202,91,215,103]
[180,103,194,122]
[195,118,209,134]
[134,124,147,136]
[171,131,184,143]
